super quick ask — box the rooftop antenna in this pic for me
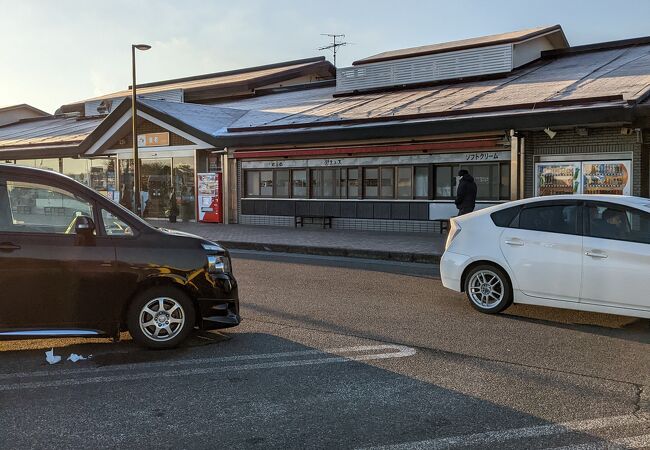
[319,33,348,68]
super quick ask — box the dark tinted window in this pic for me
[491,206,521,227]
[587,203,650,244]
[519,204,580,235]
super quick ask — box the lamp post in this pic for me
[131,43,151,216]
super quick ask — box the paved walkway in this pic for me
[152,221,445,263]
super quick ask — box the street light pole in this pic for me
[131,43,151,216]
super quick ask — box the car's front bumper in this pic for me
[197,273,241,330]
[440,251,470,292]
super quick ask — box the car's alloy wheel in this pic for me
[465,265,513,314]
[127,286,196,349]
[139,297,185,342]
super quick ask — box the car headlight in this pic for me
[207,255,231,274]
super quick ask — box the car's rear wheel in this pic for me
[127,286,196,349]
[464,265,513,314]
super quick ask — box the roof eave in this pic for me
[216,104,636,148]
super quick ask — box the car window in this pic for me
[587,203,650,244]
[1,180,94,234]
[491,205,521,228]
[101,209,134,236]
[519,204,580,235]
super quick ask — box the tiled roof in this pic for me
[227,44,650,131]
[0,116,103,149]
[64,57,334,107]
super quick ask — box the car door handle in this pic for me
[0,242,21,252]
[585,251,608,259]
[504,239,524,246]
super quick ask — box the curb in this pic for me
[219,240,441,264]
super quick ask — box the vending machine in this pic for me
[197,172,222,223]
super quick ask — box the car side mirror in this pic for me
[74,215,95,236]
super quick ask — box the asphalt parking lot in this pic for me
[0,252,648,449]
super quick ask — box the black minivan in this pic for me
[0,165,240,349]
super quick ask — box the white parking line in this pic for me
[546,433,650,449]
[0,344,415,391]
[362,414,650,449]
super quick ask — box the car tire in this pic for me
[464,264,513,314]
[127,286,196,349]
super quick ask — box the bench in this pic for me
[295,215,333,229]
[432,218,450,234]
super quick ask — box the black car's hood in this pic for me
[157,227,226,253]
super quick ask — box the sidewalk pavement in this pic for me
[152,221,445,263]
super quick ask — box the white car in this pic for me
[441,195,650,319]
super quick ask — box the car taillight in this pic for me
[445,220,462,250]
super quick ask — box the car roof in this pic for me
[0,163,78,183]
[455,195,650,223]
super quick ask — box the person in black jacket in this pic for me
[455,169,477,215]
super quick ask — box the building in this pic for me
[1,26,650,232]
[0,104,50,127]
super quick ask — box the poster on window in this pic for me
[197,172,222,223]
[582,161,631,195]
[535,162,581,196]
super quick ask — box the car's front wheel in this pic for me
[127,286,196,349]
[464,265,513,314]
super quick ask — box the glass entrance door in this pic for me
[141,159,172,218]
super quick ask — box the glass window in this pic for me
[472,164,500,200]
[322,169,338,198]
[292,170,307,198]
[275,170,290,198]
[245,171,260,197]
[310,169,322,198]
[519,204,580,235]
[397,167,412,199]
[380,167,394,198]
[435,166,452,198]
[101,209,134,236]
[141,159,172,219]
[500,163,511,200]
[118,159,135,211]
[491,206,521,228]
[173,157,196,221]
[363,168,379,198]
[3,180,93,234]
[415,166,429,199]
[347,168,359,198]
[587,204,650,244]
[340,169,347,198]
[260,171,273,197]
[15,159,60,172]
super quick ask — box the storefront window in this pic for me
[292,170,307,198]
[119,159,135,211]
[414,166,429,199]
[246,171,260,197]
[260,171,273,197]
[435,166,453,198]
[173,157,196,221]
[275,170,290,198]
[347,168,359,198]
[62,158,90,185]
[15,159,60,172]
[364,168,379,198]
[472,164,500,200]
[380,167,394,198]
[500,163,510,200]
[141,159,172,218]
[397,167,412,199]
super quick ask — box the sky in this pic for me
[2,0,650,114]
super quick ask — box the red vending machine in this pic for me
[197,172,222,223]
